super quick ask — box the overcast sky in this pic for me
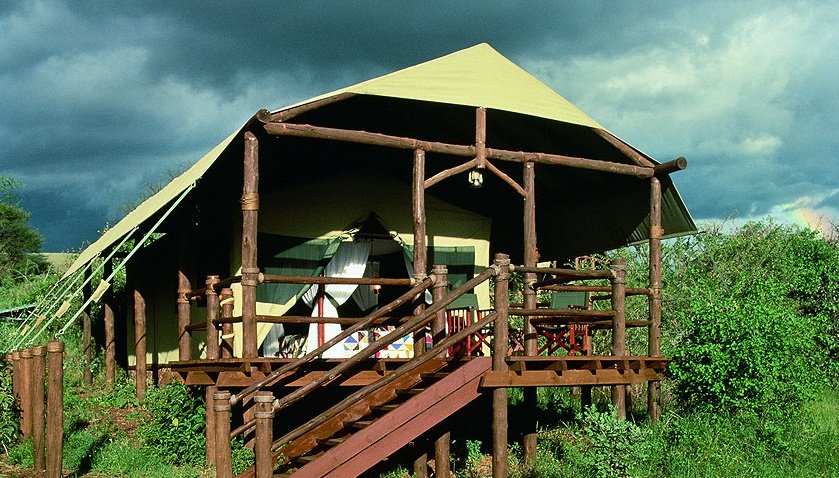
[2,1,838,251]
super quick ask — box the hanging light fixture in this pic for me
[468,168,484,188]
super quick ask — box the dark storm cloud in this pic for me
[1,0,837,250]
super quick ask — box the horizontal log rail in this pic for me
[530,271,614,289]
[260,274,414,286]
[211,315,407,326]
[542,284,650,296]
[273,310,498,452]
[229,276,435,406]
[262,122,654,178]
[510,308,615,318]
[590,320,651,329]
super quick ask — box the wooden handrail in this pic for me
[230,276,435,406]
[230,266,498,439]
[510,308,615,318]
[260,274,413,286]
[272,310,499,451]
[530,271,613,289]
[541,285,650,296]
[266,267,497,413]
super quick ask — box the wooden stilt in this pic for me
[11,350,21,439]
[31,346,46,471]
[413,148,428,355]
[431,265,448,347]
[648,177,663,422]
[254,392,275,478]
[241,131,260,359]
[522,161,538,463]
[206,276,221,360]
[83,273,92,386]
[134,289,147,403]
[46,341,63,478]
[205,385,216,467]
[413,448,428,478]
[103,259,115,388]
[104,299,115,389]
[434,430,451,478]
[492,253,510,478]
[178,236,193,361]
[220,288,234,358]
[19,348,32,439]
[214,391,233,478]
[610,258,627,419]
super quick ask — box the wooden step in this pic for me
[371,403,401,412]
[344,419,375,429]
[317,436,347,447]
[395,387,425,397]
[293,451,323,465]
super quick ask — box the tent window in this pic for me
[256,234,342,305]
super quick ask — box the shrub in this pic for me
[138,382,206,467]
[0,364,19,452]
[664,221,838,417]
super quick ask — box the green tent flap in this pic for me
[256,234,342,305]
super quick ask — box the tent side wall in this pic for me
[227,168,492,356]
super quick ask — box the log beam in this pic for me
[262,122,654,178]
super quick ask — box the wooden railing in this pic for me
[178,254,660,477]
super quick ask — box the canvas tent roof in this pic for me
[63,42,695,279]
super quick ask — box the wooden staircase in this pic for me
[237,357,491,478]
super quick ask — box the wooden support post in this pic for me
[432,264,450,475]
[413,449,428,478]
[205,385,217,467]
[492,253,510,478]
[610,258,627,419]
[648,177,663,422]
[241,131,260,359]
[103,260,115,389]
[220,288,235,358]
[178,237,193,361]
[32,346,46,471]
[206,276,221,360]
[19,348,32,440]
[254,392,275,478]
[104,300,115,388]
[213,391,233,478]
[46,341,63,478]
[11,350,21,432]
[522,161,538,463]
[83,274,92,386]
[413,148,428,356]
[431,265,448,347]
[134,289,147,403]
[434,430,452,478]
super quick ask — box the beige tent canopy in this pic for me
[64,43,694,283]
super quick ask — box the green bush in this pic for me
[664,222,838,417]
[0,364,19,451]
[138,382,206,467]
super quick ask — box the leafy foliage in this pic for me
[0,363,19,452]
[664,221,839,416]
[138,383,206,467]
[0,176,45,279]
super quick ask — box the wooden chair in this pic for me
[534,291,592,356]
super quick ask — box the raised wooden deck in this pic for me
[168,355,668,389]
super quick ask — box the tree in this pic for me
[0,176,45,278]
